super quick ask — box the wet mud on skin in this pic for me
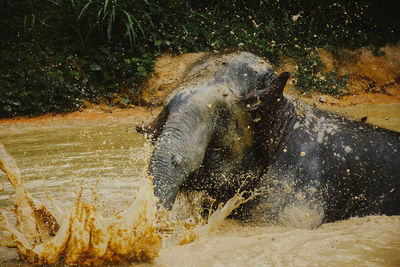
[0,103,399,266]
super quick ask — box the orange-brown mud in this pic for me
[140,52,208,106]
[140,43,400,107]
[291,45,400,109]
[280,44,400,107]
[3,43,399,129]
[0,105,161,126]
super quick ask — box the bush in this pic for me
[0,44,83,117]
[291,50,349,96]
[0,0,399,117]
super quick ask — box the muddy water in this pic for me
[1,108,400,266]
[0,117,148,212]
[319,103,400,133]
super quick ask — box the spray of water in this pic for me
[0,144,253,265]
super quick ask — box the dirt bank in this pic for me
[138,45,400,131]
[1,46,399,131]
[140,44,400,107]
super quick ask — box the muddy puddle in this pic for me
[0,105,399,266]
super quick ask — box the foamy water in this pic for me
[0,114,399,266]
[0,143,254,265]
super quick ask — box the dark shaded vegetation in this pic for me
[291,50,349,97]
[0,0,399,117]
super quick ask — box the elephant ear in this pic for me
[136,106,169,142]
[242,72,290,110]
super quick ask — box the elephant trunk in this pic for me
[148,110,215,209]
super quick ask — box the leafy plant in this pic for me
[0,0,398,117]
[122,52,159,101]
[0,45,83,117]
[291,51,349,96]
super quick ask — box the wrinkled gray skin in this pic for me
[242,71,400,228]
[139,52,400,229]
[141,52,274,210]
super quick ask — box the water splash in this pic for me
[0,144,161,265]
[0,144,252,265]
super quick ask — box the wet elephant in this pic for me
[138,52,275,210]
[138,52,400,228]
[243,71,400,228]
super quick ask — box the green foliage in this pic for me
[0,44,84,117]
[292,51,349,96]
[124,52,159,95]
[0,0,398,117]
[0,43,158,117]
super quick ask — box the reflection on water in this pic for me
[1,112,400,266]
[0,117,148,213]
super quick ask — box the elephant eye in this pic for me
[171,154,183,167]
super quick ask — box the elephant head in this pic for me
[137,52,276,209]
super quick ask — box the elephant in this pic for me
[137,52,400,229]
[243,71,400,228]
